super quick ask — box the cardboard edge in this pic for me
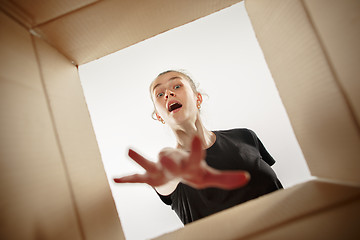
[153,180,360,240]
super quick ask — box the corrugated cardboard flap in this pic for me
[245,0,360,185]
[155,180,360,239]
[1,0,241,65]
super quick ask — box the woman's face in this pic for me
[151,72,199,126]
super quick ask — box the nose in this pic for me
[165,90,175,99]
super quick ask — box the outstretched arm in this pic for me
[113,136,250,190]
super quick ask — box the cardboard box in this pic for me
[0,0,359,239]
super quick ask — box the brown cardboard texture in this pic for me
[0,0,359,239]
[0,11,85,239]
[155,180,360,240]
[33,35,123,240]
[246,0,360,184]
[1,0,241,65]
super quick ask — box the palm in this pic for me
[114,136,250,190]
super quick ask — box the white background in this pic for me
[79,2,311,240]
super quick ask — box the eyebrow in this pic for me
[152,76,181,92]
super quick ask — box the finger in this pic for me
[113,174,166,187]
[113,173,149,184]
[203,170,250,190]
[188,136,205,165]
[128,149,158,173]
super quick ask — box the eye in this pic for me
[174,85,181,90]
[156,92,164,98]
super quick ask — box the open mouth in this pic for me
[168,102,183,112]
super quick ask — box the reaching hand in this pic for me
[113,136,250,190]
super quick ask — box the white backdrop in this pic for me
[79,2,311,240]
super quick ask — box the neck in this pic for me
[171,114,215,151]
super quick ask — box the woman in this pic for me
[114,70,283,224]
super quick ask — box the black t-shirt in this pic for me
[157,128,283,224]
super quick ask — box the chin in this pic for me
[171,114,195,126]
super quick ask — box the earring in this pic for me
[197,100,201,110]
[197,93,202,110]
[156,113,165,124]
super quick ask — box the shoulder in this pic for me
[214,128,259,146]
[216,128,256,138]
